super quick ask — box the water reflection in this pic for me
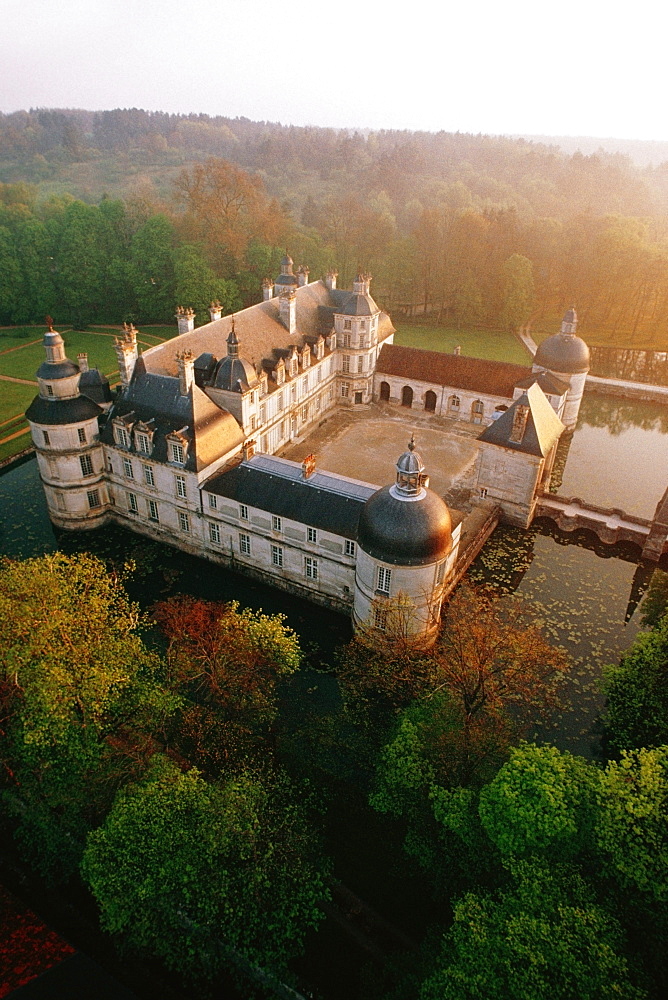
[559,394,668,517]
[590,346,668,385]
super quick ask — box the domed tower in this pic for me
[533,308,589,430]
[25,322,109,529]
[207,322,260,432]
[353,437,454,646]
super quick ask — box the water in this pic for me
[590,345,668,385]
[558,394,668,516]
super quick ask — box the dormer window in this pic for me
[275,359,285,385]
[116,426,130,448]
[259,371,268,396]
[301,345,311,369]
[289,352,299,378]
[171,443,185,464]
[136,433,151,455]
[315,336,325,361]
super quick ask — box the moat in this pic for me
[2,391,668,756]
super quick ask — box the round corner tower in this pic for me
[532,308,590,430]
[353,438,453,646]
[25,324,109,529]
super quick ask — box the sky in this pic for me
[2,0,667,141]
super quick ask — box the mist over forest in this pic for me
[2,106,668,347]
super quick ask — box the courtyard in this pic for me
[281,401,483,506]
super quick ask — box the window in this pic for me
[77,427,86,444]
[291,384,297,402]
[357,356,364,373]
[80,454,94,476]
[178,511,189,532]
[272,515,282,532]
[123,458,134,479]
[240,504,249,520]
[343,320,352,331]
[175,475,187,499]
[148,499,159,522]
[116,427,130,448]
[479,487,488,499]
[260,403,266,424]
[250,415,257,431]
[305,557,318,580]
[208,494,218,509]
[360,320,366,330]
[143,465,155,487]
[374,606,388,630]
[209,522,221,544]
[317,367,322,384]
[450,395,460,410]
[345,539,356,557]
[271,545,283,568]
[377,566,391,595]
[171,442,185,464]
[43,430,50,446]
[127,492,138,514]
[136,433,151,455]
[46,384,54,397]
[340,383,349,398]
[277,392,284,410]
[307,526,317,544]
[87,489,101,509]
[301,404,309,422]
[56,493,66,511]
[239,532,251,555]
[342,355,351,374]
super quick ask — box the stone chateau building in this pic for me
[26,256,589,644]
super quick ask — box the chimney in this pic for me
[279,288,297,335]
[176,350,195,396]
[77,352,89,373]
[453,345,461,356]
[243,439,256,461]
[509,404,530,443]
[209,300,222,323]
[297,265,310,287]
[262,277,273,301]
[353,271,371,295]
[302,454,316,479]
[325,270,338,291]
[560,307,578,336]
[114,323,139,390]
[175,306,195,335]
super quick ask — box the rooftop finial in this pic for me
[45,315,54,332]
[408,434,416,452]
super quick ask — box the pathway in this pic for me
[0,373,37,385]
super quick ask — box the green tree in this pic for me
[602,615,668,752]
[55,200,107,326]
[82,757,329,985]
[0,226,21,324]
[13,218,57,323]
[0,553,171,880]
[129,213,176,321]
[500,253,535,332]
[172,243,241,322]
[478,744,599,858]
[420,860,645,1000]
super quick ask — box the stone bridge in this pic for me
[534,485,668,562]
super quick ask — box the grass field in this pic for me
[0,324,177,463]
[393,323,531,365]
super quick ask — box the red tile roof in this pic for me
[376,344,531,399]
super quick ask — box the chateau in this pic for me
[26,257,590,643]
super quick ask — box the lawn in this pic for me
[0,324,177,463]
[393,322,532,366]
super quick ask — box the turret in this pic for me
[353,437,456,646]
[533,307,589,430]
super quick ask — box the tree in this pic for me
[55,200,107,326]
[500,253,535,332]
[420,859,645,1000]
[0,226,21,324]
[171,243,241,322]
[129,213,176,321]
[602,614,668,752]
[0,553,171,880]
[478,744,599,858]
[82,757,329,985]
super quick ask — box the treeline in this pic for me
[2,548,668,998]
[4,108,668,341]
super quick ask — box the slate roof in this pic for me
[101,361,244,472]
[36,359,79,379]
[478,382,564,457]
[141,280,395,377]
[514,370,569,396]
[79,368,114,404]
[26,394,103,425]
[376,345,531,398]
[205,454,377,539]
[534,332,590,374]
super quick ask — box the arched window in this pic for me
[471,399,484,424]
[401,385,413,408]
[449,394,460,411]
[424,390,437,412]
[379,381,390,401]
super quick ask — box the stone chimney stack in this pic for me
[243,439,256,461]
[560,307,578,336]
[175,306,195,335]
[114,323,139,390]
[325,270,338,291]
[176,350,195,396]
[262,277,273,301]
[302,454,316,479]
[208,300,222,323]
[453,345,461,356]
[77,352,89,373]
[279,288,297,335]
[352,271,371,295]
[297,265,310,287]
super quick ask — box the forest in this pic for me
[1,547,668,1000]
[3,107,668,345]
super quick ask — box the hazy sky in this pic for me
[2,0,666,140]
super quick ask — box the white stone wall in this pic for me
[373,372,509,424]
[29,415,109,528]
[475,444,543,527]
